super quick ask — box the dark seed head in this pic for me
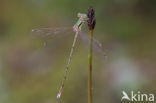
[87,6,96,30]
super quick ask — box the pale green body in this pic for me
[57,13,88,99]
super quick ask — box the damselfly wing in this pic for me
[31,27,107,60]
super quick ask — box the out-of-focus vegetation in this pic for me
[0,0,156,103]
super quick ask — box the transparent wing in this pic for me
[78,31,107,61]
[31,27,72,39]
[43,33,74,50]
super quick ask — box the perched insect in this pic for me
[31,12,106,99]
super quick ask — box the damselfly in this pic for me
[31,13,106,99]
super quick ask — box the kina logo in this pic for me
[121,91,155,102]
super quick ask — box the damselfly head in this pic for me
[77,13,87,21]
[87,6,96,30]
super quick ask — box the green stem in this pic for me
[88,30,93,103]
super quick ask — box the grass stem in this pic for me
[88,30,93,103]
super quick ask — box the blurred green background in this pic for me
[0,0,156,103]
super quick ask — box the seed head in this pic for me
[87,6,96,30]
